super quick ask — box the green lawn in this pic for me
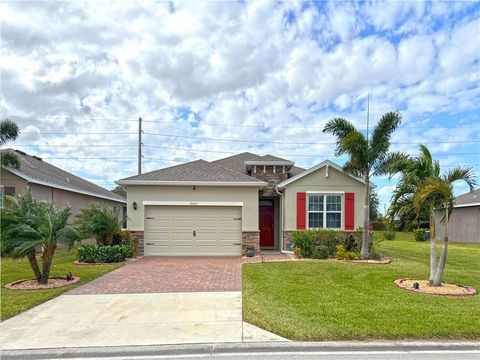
[243,233,480,340]
[1,249,122,320]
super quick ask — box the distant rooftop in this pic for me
[1,149,125,203]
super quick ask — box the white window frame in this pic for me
[307,193,342,230]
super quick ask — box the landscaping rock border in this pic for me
[5,276,80,290]
[394,278,477,297]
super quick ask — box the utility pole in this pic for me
[138,117,142,175]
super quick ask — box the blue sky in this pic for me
[1,1,479,213]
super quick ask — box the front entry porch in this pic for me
[259,197,280,251]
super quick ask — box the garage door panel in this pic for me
[144,205,242,256]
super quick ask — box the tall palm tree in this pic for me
[0,118,20,168]
[388,144,441,284]
[323,111,404,258]
[1,191,79,284]
[414,167,476,286]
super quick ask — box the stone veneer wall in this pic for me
[242,231,260,254]
[283,230,296,251]
[128,231,144,257]
[250,166,288,197]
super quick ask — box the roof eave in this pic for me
[115,180,267,187]
[2,166,126,204]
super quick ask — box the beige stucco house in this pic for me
[1,149,126,218]
[117,152,368,256]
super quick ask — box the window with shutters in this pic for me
[307,194,342,229]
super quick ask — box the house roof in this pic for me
[212,152,303,175]
[455,189,480,208]
[277,159,374,189]
[117,159,266,186]
[1,149,125,203]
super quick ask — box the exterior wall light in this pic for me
[132,201,138,210]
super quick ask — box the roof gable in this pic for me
[212,152,296,174]
[278,160,371,188]
[1,149,125,203]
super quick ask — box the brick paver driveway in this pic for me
[68,256,242,295]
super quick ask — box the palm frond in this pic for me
[0,119,20,146]
[443,166,477,191]
[323,117,357,138]
[369,111,402,161]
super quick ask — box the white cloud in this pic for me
[0,0,478,196]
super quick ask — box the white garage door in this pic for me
[144,205,242,256]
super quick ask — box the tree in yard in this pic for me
[1,191,79,284]
[323,111,404,259]
[75,203,122,246]
[369,189,380,222]
[388,145,440,231]
[413,167,476,286]
[0,119,20,168]
[112,185,126,197]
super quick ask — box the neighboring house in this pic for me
[434,189,480,244]
[116,152,368,256]
[1,149,126,219]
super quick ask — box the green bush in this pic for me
[414,228,426,242]
[383,230,396,240]
[335,245,359,260]
[312,245,332,259]
[78,244,133,263]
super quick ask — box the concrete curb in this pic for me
[2,341,480,359]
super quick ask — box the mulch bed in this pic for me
[347,258,391,264]
[74,258,136,265]
[394,278,477,297]
[5,276,80,290]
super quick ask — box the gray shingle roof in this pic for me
[212,152,300,174]
[1,149,125,203]
[120,159,263,182]
[455,189,480,206]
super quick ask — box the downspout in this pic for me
[275,185,291,254]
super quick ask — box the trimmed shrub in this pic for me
[312,245,332,259]
[78,244,134,263]
[414,228,427,242]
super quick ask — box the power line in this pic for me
[11,117,480,130]
[20,131,480,145]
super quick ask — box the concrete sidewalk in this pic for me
[0,292,285,350]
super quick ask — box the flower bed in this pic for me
[394,279,476,296]
[77,244,134,263]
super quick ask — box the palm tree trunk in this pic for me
[27,251,42,281]
[428,232,437,286]
[361,177,370,259]
[432,211,449,287]
[39,246,56,285]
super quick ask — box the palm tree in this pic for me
[1,191,79,284]
[75,203,122,246]
[323,111,404,258]
[388,145,441,284]
[414,167,477,286]
[0,119,20,168]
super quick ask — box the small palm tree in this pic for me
[1,191,79,284]
[388,145,440,230]
[75,203,122,246]
[414,167,477,286]
[0,119,20,168]
[323,111,404,258]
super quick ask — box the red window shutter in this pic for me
[296,192,306,229]
[345,192,355,231]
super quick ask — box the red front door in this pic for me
[259,204,275,247]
